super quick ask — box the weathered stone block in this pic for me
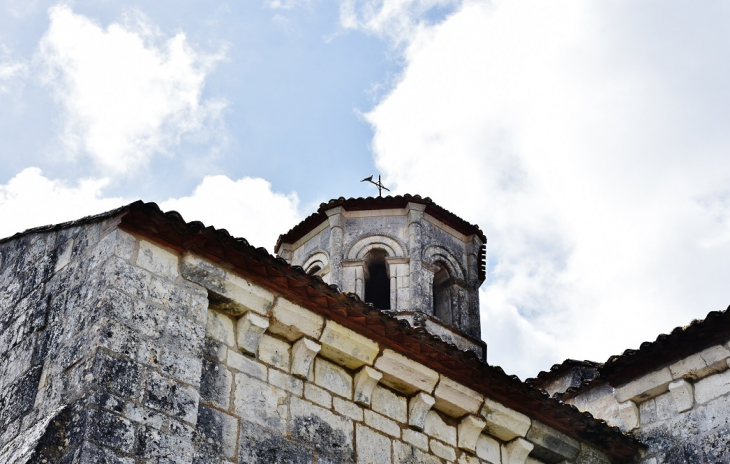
[695,369,730,404]
[145,372,200,425]
[268,298,324,341]
[617,400,639,431]
[227,349,267,381]
[319,320,379,369]
[233,372,288,433]
[615,368,672,402]
[700,344,730,368]
[423,411,456,446]
[668,378,694,412]
[354,366,384,407]
[258,334,291,371]
[291,337,321,379]
[408,392,435,431]
[393,440,442,464]
[86,409,135,453]
[160,349,203,387]
[433,375,484,418]
[137,239,179,279]
[269,369,303,396]
[364,409,401,438]
[480,397,531,441]
[502,438,533,464]
[402,428,429,452]
[194,405,238,460]
[525,420,580,463]
[236,311,269,355]
[457,414,487,453]
[238,419,312,464]
[356,424,392,464]
[305,383,332,408]
[429,439,456,461]
[290,396,354,460]
[206,310,235,347]
[371,385,407,422]
[200,359,232,410]
[669,353,714,380]
[334,397,364,422]
[374,349,439,395]
[315,357,353,398]
[476,433,501,464]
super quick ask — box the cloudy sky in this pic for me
[2,0,729,379]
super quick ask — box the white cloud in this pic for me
[37,5,226,174]
[160,175,302,252]
[366,0,730,378]
[0,167,126,239]
[0,45,29,94]
[339,0,458,48]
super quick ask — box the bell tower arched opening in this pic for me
[433,262,452,324]
[364,249,390,309]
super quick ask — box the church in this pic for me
[0,194,727,463]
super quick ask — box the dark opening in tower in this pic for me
[364,249,390,309]
[433,263,452,324]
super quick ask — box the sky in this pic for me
[1,0,729,379]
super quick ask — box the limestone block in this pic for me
[654,391,676,421]
[181,253,274,315]
[668,378,694,412]
[423,411,456,446]
[525,420,580,462]
[236,312,269,355]
[354,367,384,407]
[476,434,501,464]
[268,298,324,341]
[695,369,730,404]
[669,353,714,380]
[408,392,436,431]
[356,424,392,464]
[502,438,533,464]
[137,240,179,278]
[315,358,353,398]
[457,454,482,464]
[615,368,672,402]
[318,321,380,369]
[257,334,291,371]
[304,383,332,408]
[700,344,730,369]
[394,441,442,464]
[227,349,267,381]
[617,401,639,431]
[364,409,401,438]
[458,415,487,454]
[481,397,531,441]
[433,375,484,417]
[430,439,457,461]
[402,429,429,452]
[269,369,303,396]
[291,337,321,379]
[374,349,440,395]
[233,373,288,433]
[289,396,354,459]
[335,397,364,421]
[371,384,407,422]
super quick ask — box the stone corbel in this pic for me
[457,415,487,454]
[408,392,436,431]
[503,438,534,464]
[353,366,383,406]
[237,312,270,355]
[617,400,640,431]
[291,338,321,378]
[668,379,694,413]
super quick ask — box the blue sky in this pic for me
[2,0,730,379]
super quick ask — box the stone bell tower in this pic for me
[275,194,487,359]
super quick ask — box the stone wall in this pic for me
[1,222,613,463]
[567,343,730,463]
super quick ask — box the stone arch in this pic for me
[423,245,464,281]
[346,234,407,260]
[302,251,329,275]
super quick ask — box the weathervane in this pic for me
[361,174,390,197]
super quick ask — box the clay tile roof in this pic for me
[275,194,487,282]
[2,201,642,460]
[526,359,602,389]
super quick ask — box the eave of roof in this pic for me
[110,200,639,461]
[526,359,601,390]
[274,194,488,283]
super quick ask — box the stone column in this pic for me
[466,235,484,338]
[326,207,346,290]
[406,203,427,313]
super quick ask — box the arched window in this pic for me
[307,265,321,275]
[364,249,390,309]
[433,263,452,324]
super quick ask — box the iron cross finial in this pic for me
[360,174,390,197]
